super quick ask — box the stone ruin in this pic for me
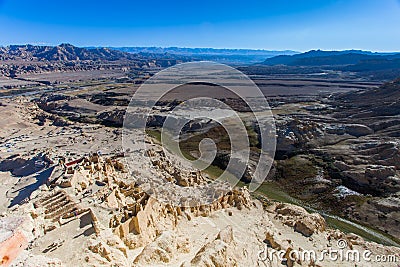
[54,153,126,191]
[33,190,91,233]
[48,150,254,251]
[146,148,207,187]
[102,175,253,249]
[4,149,256,265]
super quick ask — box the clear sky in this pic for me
[0,0,399,51]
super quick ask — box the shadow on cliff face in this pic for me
[0,155,46,177]
[8,166,55,208]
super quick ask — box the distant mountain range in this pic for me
[1,44,399,74]
[0,44,190,78]
[107,47,298,56]
[256,49,400,80]
[262,49,400,66]
[3,43,279,64]
[0,43,147,61]
[0,44,299,64]
[100,47,299,64]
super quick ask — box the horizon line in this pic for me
[0,43,399,54]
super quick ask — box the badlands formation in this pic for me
[0,97,399,267]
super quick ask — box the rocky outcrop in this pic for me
[325,124,374,137]
[273,203,326,237]
[133,231,190,265]
[344,124,374,137]
[146,148,208,187]
[183,226,238,267]
[335,163,400,196]
[87,232,130,266]
[96,109,126,127]
[275,118,322,158]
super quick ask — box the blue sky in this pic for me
[0,0,399,51]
